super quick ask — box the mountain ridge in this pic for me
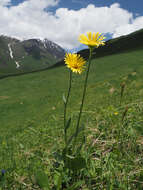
[0,35,65,76]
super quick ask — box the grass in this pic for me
[0,55,56,78]
[0,48,143,189]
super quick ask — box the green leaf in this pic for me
[76,135,86,155]
[54,172,62,190]
[66,180,84,190]
[65,156,86,171]
[19,143,24,149]
[67,124,85,147]
[35,170,50,189]
[66,133,76,147]
[75,124,85,138]
[63,94,66,104]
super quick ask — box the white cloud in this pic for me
[113,16,143,38]
[0,0,11,6]
[0,1,143,49]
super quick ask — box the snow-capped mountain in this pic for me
[0,35,65,76]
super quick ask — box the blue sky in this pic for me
[1,0,143,51]
[55,0,143,16]
[11,0,143,16]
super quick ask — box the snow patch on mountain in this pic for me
[8,43,14,59]
[43,41,47,49]
[42,39,65,54]
[15,61,20,69]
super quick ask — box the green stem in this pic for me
[64,70,72,144]
[75,47,93,140]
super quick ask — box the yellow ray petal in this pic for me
[87,32,92,40]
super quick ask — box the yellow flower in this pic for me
[2,141,6,146]
[79,32,106,47]
[114,112,118,115]
[64,53,86,74]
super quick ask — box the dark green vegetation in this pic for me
[0,36,65,78]
[0,43,143,189]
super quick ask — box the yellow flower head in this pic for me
[114,112,118,116]
[64,53,86,74]
[79,32,106,48]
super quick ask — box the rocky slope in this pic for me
[0,35,65,75]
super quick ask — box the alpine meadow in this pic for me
[0,29,143,190]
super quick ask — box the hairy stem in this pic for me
[64,70,72,144]
[74,48,93,144]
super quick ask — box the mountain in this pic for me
[54,28,143,67]
[0,35,65,76]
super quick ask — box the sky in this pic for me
[0,0,143,51]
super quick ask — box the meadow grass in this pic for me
[0,49,143,189]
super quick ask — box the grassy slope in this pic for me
[0,48,143,136]
[0,48,143,189]
[0,55,56,78]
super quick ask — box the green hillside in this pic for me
[0,55,55,77]
[0,31,143,188]
[0,48,143,133]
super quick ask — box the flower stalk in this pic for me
[64,70,72,144]
[63,32,105,154]
[74,47,93,140]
